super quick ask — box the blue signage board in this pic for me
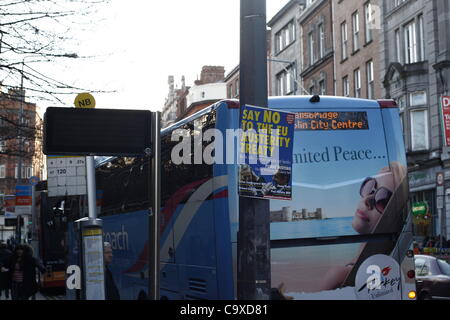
[238,105,295,200]
[15,185,32,196]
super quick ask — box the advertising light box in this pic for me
[43,107,152,156]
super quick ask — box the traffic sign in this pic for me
[29,176,39,186]
[74,92,96,109]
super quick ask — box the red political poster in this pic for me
[442,96,450,146]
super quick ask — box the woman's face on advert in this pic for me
[352,170,394,234]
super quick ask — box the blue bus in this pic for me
[68,96,416,300]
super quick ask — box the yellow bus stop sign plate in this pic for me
[74,92,96,109]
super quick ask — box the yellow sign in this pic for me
[82,228,102,237]
[74,92,96,109]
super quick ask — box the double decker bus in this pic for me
[68,96,416,300]
[32,182,86,293]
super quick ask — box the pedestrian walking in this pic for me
[6,239,14,251]
[0,242,12,299]
[9,244,46,300]
[104,242,120,300]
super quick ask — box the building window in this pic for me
[410,91,427,106]
[395,29,402,63]
[397,95,406,113]
[0,140,5,153]
[276,65,296,96]
[0,165,5,179]
[341,22,348,61]
[318,23,325,59]
[319,80,326,95]
[418,14,425,61]
[366,60,374,99]
[394,0,406,7]
[404,20,417,64]
[275,20,295,54]
[309,32,315,65]
[397,95,406,144]
[410,109,429,151]
[15,166,33,179]
[364,2,373,43]
[343,76,350,97]
[354,68,361,98]
[352,11,360,52]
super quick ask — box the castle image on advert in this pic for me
[270,206,325,223]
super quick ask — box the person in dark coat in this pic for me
[9,244,46,300]
[0,242,12,299]
[103,242,120,300]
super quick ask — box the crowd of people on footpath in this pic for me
[0,238,46,300]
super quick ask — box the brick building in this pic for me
[333,0,382,99]
[298,0,335,95]
[0,88,44,197]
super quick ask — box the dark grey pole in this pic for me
[237,0,271,300]
[149,111,161,300]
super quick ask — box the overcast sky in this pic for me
[44,0,289,115]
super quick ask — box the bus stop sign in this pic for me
[43,107,152,156]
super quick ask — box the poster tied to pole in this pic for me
[238,105,295,200]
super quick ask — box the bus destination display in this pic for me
[295,111,369,131]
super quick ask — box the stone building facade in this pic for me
[161,66,226,128]
[380,0,450,240]
[268,0,306,96]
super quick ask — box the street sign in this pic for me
[15,185,32,215]
[29,176,39,186]
[74,92,96,109]
[412,202,428,216]
[43,107,152,156]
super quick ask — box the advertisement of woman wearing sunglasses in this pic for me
[352,162,407,234]
[318,162,407,292]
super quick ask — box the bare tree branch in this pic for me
[0,0,110,159]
